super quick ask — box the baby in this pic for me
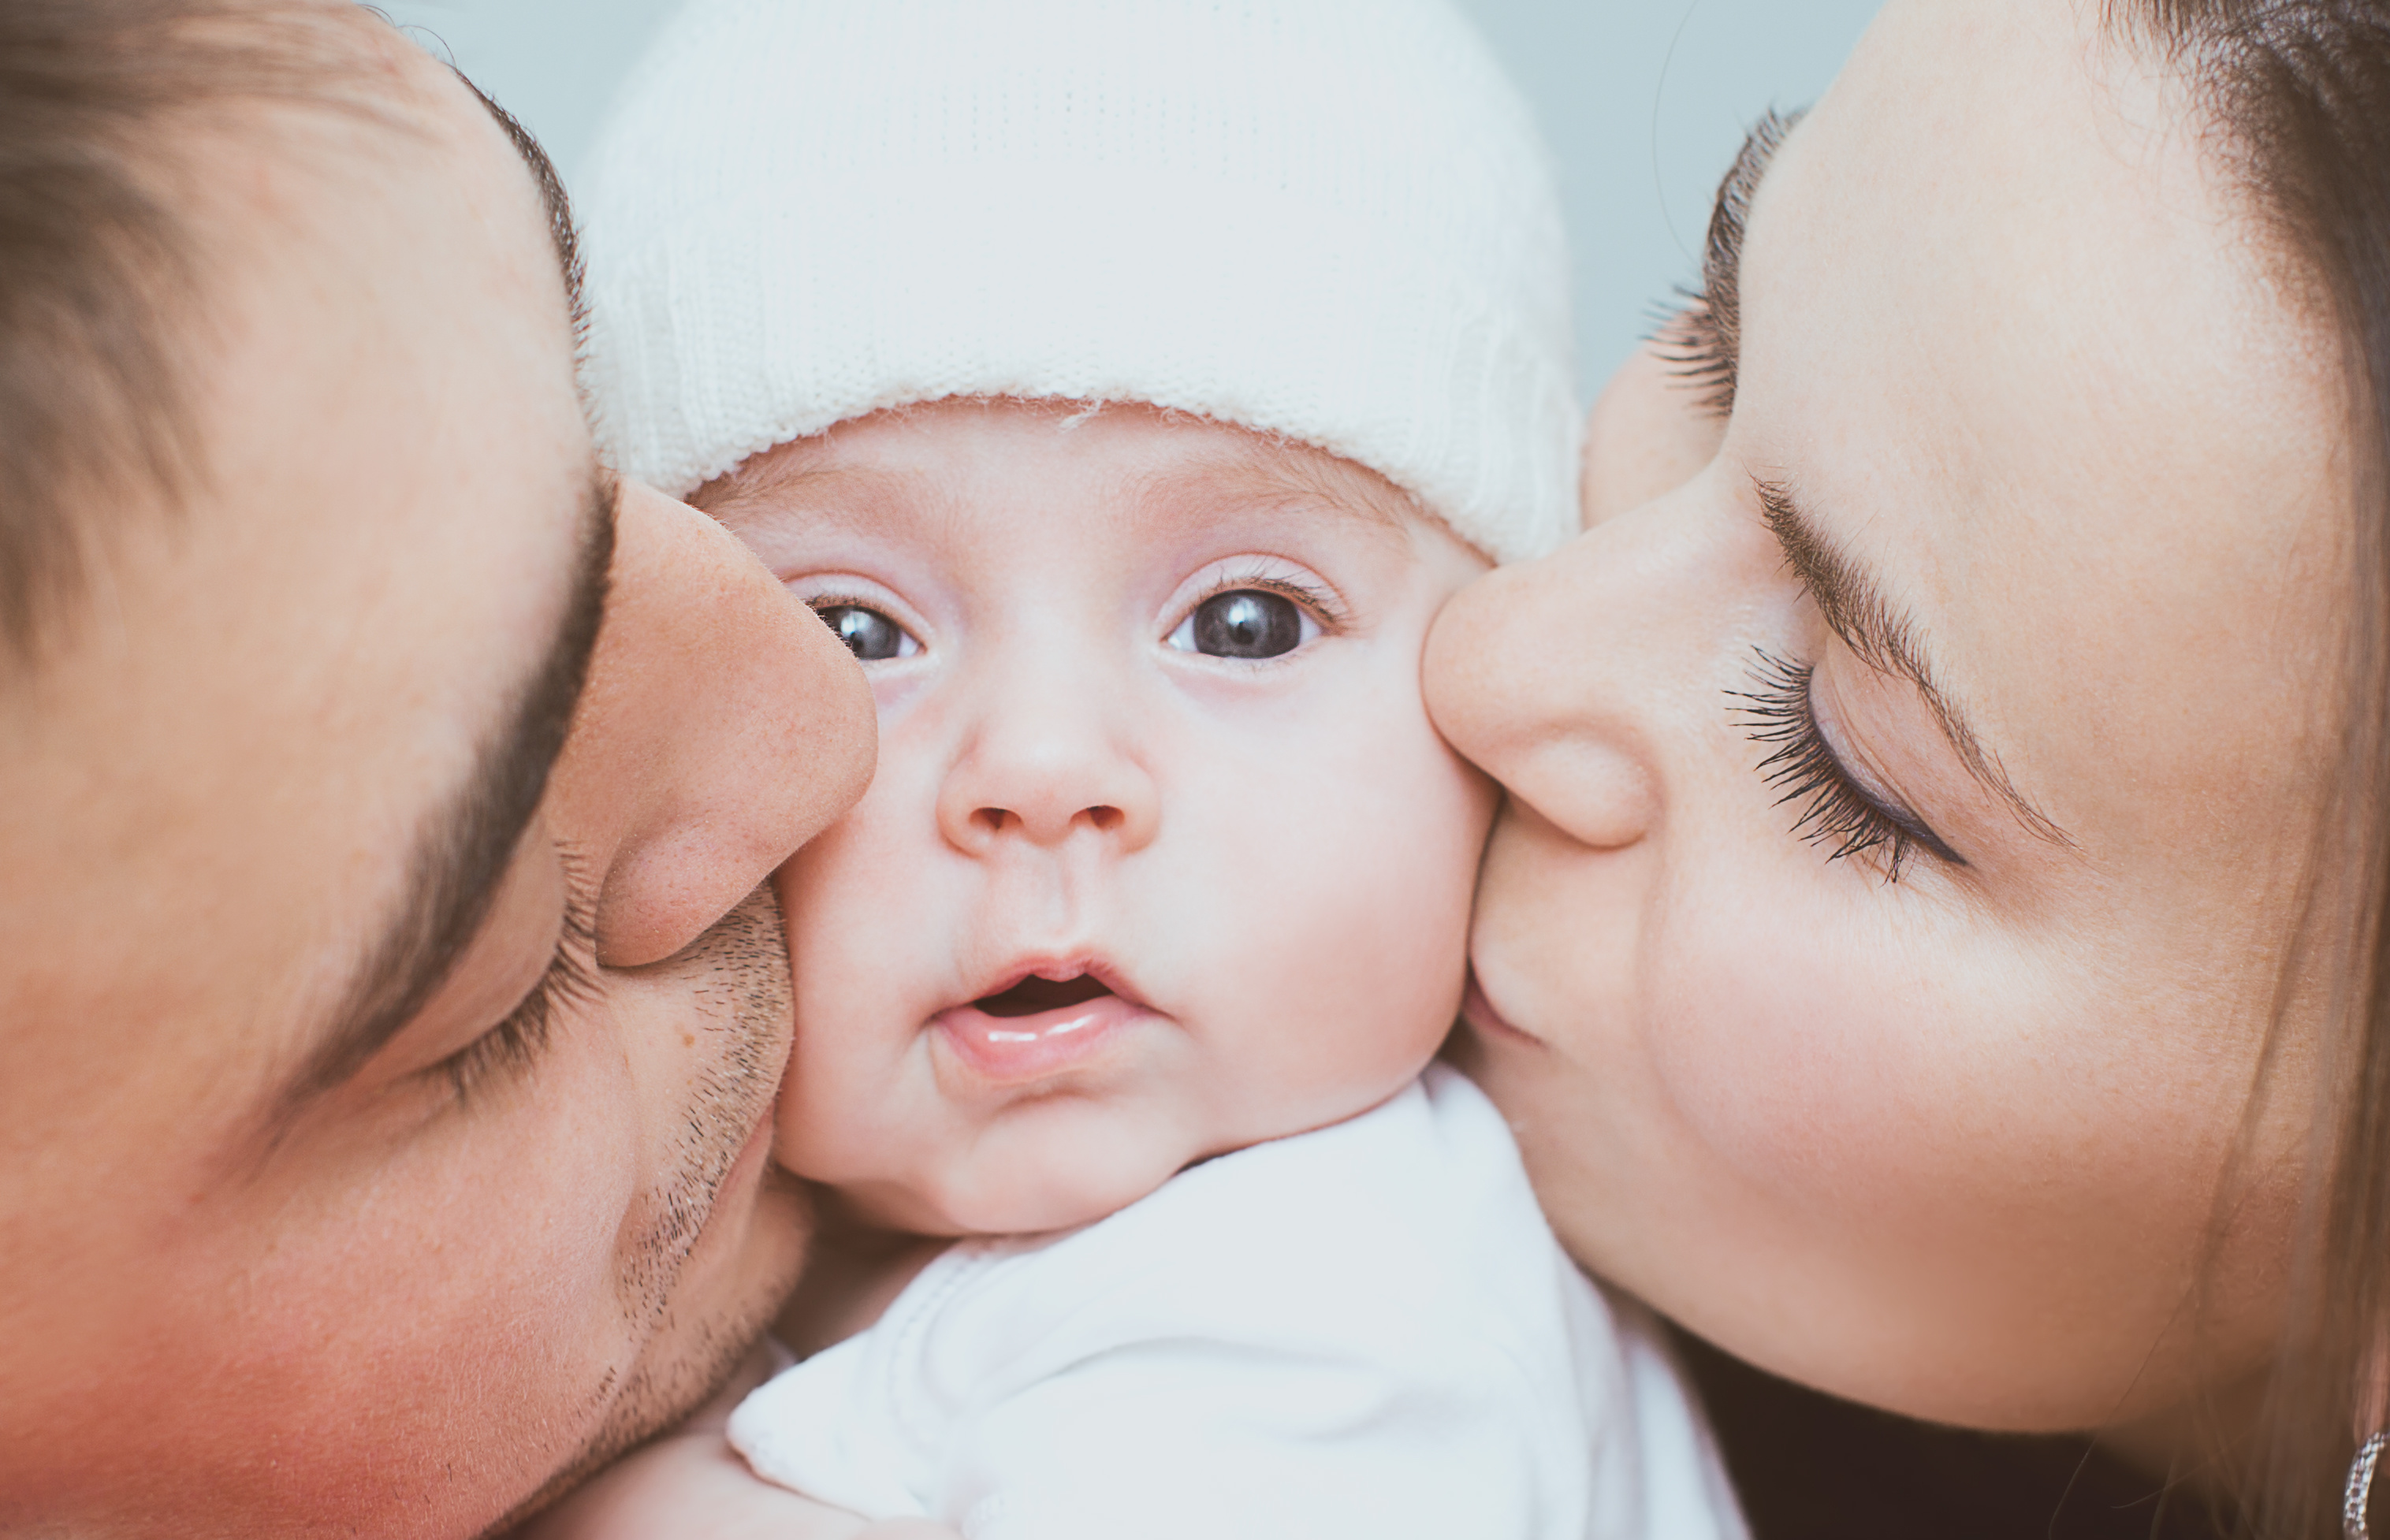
[553,2,1747,1537]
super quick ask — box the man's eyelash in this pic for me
[1728,649,1964,882]
[436,871,600,1105]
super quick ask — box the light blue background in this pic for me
[372,0,1884,396]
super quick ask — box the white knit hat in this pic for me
[579,0,1577,564]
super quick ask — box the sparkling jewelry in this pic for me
[2348,1430,2387,1540]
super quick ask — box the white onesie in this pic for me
[728,1065,1748,1540]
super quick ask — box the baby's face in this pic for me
[707,399,1494,1235]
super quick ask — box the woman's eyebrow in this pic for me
[1758,478,2078,852]
[1668,109,1802,418]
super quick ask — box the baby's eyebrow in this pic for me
[1132,451,1418,549]
[698,461,915,530]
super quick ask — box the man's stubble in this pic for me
[492,881,808,1533]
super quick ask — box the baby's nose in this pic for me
[936,708,1160,855]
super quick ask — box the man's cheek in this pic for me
[177,1060,646,1531]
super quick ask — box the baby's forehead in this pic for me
[698,400,1458,556]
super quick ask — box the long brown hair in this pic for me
[2113,2,2390,1534]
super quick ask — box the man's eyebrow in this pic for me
[1757,478,2076,851]
[262,468,618,1135]
[1663,108,1802,419]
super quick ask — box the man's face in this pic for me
[0,24,873,1537]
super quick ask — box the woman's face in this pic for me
[1428,0,2355,1436]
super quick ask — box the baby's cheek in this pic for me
[1254,745,1486,1100]
[766,795,926,1183]
[765,861,819,1173]
[770,1073,811,1174]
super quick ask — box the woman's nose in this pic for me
[1427,345,1737,857]
[1425,487,1728,855]
[935,668,1160,857]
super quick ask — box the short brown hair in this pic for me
[0,0,433,671]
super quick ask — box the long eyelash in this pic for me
[1655,107,1803,420]
[1728,649,1957,882]
[1653,290,1736,419]
[437,862,601,1104]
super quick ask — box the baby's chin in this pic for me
[816,1108,1229,1238]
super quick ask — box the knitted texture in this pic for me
[579,0,1578,564]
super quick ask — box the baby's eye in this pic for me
[813,603,920,661]
[1167,589,1314,660]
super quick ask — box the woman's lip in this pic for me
[934,992,1148,1085]
[1461,970,1543,1047]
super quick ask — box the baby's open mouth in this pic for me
[973,974,1115,1018]
[937,967,1145,1084]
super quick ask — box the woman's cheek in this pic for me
[1642,866,2246,1402]
[1647,872,2047,1232]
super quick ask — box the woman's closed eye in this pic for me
[1729,649,1966,882]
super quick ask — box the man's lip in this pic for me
[1461,970,1543,1047]
[933,991,1149,1086]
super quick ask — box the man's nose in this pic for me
[550,479,876,968]
[935,661,1159,857]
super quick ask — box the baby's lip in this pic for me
[974,973,1114,1018]
[955,958,1146,1017]
[934,960,1153,1087]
